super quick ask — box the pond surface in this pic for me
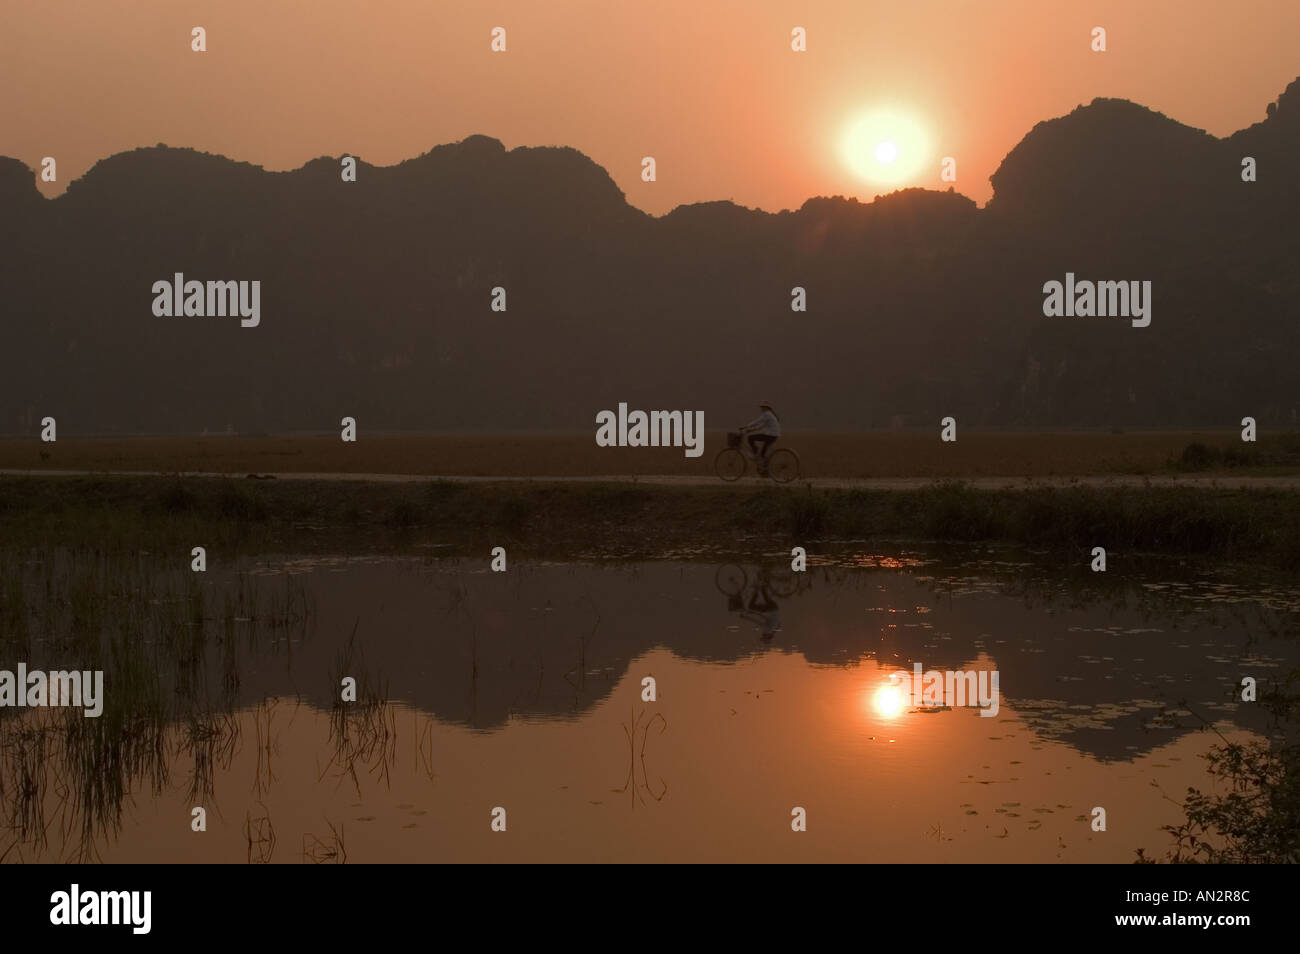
[2,547,1296,862]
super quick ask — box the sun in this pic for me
[840,107,932,187]
[872,683,907,719]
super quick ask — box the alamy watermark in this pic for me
[1042,272,1151,328]
[595,403,704,457]
[886,662,1000,717]
[0,665,103,717]
[50,884,150,934]
[152,273,260,327]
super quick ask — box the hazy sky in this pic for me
[3,0,1297,213]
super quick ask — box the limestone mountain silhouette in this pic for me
[0,80,1296,434]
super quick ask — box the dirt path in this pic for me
[4,468,1300,491]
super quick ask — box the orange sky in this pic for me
[2,0,1297,213]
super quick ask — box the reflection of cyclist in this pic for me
[738,402,780,476]
[739,582,781,640]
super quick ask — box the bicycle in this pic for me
[714,431,800,483]
[714,563,800,599]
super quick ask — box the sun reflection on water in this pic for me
[872,682,907,719]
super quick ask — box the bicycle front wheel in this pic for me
[767,448,800,483]
[715,564,748,596]
[714,447,746,481]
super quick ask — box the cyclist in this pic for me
[739,580,782,640]
[738,402,780,475]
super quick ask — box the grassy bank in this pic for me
[2,474,1298,567]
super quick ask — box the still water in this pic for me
[2,547,1296,862]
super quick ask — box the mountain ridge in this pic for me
[1,79,1295,434]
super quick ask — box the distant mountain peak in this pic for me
[987,94,1219,220]
[0,156,42,215]
[1267,75,1300,122]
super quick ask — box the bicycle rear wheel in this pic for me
[767,448,800,483]
[714,447,746,481]
[765,566,798,597]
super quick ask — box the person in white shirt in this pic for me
[738,401,781,474]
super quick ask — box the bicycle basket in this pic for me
[726,431,741,448]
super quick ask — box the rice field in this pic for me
[1,430,1298,479]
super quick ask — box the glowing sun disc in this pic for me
[841,108,932,186]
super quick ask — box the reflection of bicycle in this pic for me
[714,432,800,483]
[715,563,790,639]
[714,563,799,599]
